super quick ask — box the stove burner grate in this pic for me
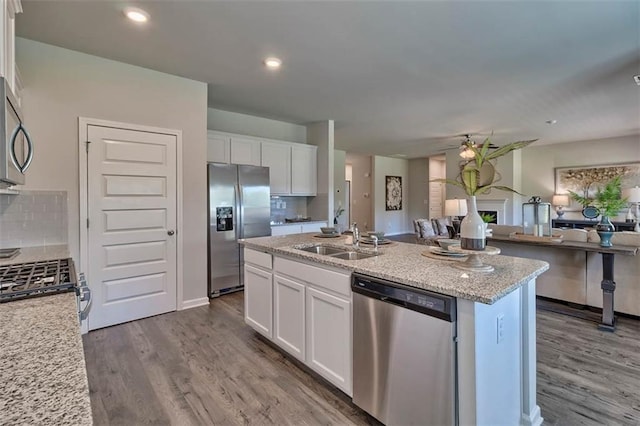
[0,258,77,302]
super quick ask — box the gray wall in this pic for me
[346,153,372,231]
[373,156,410,235]
[207,108,307,143]
[16,38,208,302]
[408,158,429,221]
[333,149,347,228]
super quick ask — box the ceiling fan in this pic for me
[440,134,499,158]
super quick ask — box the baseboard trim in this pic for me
[180,297,210,310]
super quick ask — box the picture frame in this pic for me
[554,162,640,199]
[385,176,402,211]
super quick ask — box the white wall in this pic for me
[373,156,410,235]
[16,38,208,302]
[207,108,307,143]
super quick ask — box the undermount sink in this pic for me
[297,245,348,255]
[295,244,380,260]
[329,251,378,260]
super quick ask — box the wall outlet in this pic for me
[496,314,505,344]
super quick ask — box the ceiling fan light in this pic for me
[459,146,476,159]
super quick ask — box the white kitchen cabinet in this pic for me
[207,132,231,163]
[0,0,21,94]
[271,222,328,236]
[301,222,326,233]
[261,141,291,195]
[274,274,306,361]
[306,286,352,395]
[291,144,317,195]
[230,137,261,166]
[244,263,273,339]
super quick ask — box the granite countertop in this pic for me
[241,234,549,304]
[0,245,70,266]
[0,293,92,425]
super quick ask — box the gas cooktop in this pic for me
[0,258,77,303]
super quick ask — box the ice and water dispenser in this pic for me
[216,207,234,231]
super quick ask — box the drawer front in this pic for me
[274,257,350,297]
[244,248,272,270]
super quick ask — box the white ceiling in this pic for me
[16,1,640,158]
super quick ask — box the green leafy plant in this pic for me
[568,176,627,217]
[480,212,496,223]
[433,137,537,196]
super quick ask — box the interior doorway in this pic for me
[428,155,446,218]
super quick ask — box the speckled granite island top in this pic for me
[0,293,92,425]
[241,234,549,304]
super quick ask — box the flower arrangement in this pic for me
[568,176,627,218]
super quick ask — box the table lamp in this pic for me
[551,194,570,218]
[622,186,640,232]
[444,199,468,236]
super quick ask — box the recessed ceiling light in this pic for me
[264,57,282,70]
[545,120,557,125]
[124,7,149,23]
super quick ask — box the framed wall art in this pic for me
[555,162,640,200]
[385,176,402,211]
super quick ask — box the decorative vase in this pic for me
[595,215,615,247]
[460,196,486,250]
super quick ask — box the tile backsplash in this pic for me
[0,191,68,248]
[270,196,308,223]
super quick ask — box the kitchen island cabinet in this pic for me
[240,234,549,426]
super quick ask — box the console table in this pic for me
[552,219,636,232]
[487,234,638,331]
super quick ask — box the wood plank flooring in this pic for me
[83,292,640,425]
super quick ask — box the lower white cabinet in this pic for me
[243,249,353,396]
[306,286,352,394]
[274,275,306,361]
[244,264,273,339]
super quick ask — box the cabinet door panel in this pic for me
[306,286,352,395]
[231,137,261,166]
[244,264,273,339]
[207,134,231,163]
[271,224,302,236]
[261,142,291,195]
[274,275,306,361]
[291,145,317,195]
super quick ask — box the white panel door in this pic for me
[429,182,444,218]
[274,274,305,361]
[87,125,177,330]
[306,286,352,395]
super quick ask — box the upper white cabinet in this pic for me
[261,141,291,194]
[230,136,261,166]
[207,132,231,164]
[291,144,317,195]
[208,131,317,196]
[1,0,22,95]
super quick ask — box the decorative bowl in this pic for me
[320,227,337,234]
[437,238,460,251]
[367,231,386,239]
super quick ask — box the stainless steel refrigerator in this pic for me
[208,163,271,297]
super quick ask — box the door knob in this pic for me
[167,230,175,236]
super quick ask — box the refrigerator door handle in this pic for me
[236,183,243,239]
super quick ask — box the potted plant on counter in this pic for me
[568,176,627,247]
[432,137,537,250]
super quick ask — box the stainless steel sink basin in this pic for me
[297,245,347,255]
[329,251,378,260]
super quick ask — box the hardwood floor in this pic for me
[83,292,640,425]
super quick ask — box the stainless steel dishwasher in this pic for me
[352,273,457,426]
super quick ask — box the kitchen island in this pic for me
[241,233,549,426]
